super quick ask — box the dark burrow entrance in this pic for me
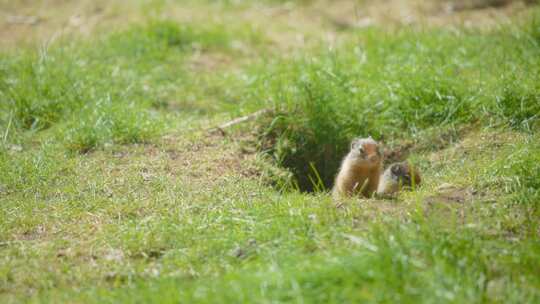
[256,128,464,193]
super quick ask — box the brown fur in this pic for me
[333,137,383,198]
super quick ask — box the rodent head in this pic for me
[349,137,382,166]
[389,162,421,187]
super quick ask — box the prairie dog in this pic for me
[377,162,422,197]
[333,137,383,198]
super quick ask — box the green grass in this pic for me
[0,19,264,152]
[250,23,540,190]
[0,1,540,303]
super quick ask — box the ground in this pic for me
[1,0,539,303]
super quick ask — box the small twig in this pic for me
[209,108,271,135]
[218,109,271,129]
[5,15,40,25]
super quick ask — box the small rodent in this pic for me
[332,137,383,198]
[377,162,422,197]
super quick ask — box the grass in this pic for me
[0,1,540,303]
[0,19,264,152]
[251,23,540,190]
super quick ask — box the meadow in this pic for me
[0,0,539,303]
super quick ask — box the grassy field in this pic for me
[1,0,540,303]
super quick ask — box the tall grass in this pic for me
[0,20,261,152]
[484,136,540,209]
[249,18,540,190]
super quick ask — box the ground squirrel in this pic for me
[377,162,422,197]
[332,137,383,198]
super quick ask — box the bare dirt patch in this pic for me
[424,184,477,206]
[101,130,264,194]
